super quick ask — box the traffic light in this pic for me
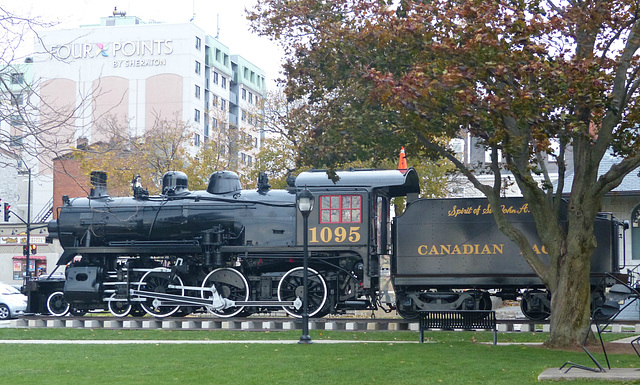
[3,202,10,221]
[22,245,28,256]
[30,244,37,255]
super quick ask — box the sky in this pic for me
[4,0,285,88]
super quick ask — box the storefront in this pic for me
[12,255,47,280]
[0,232,55,283]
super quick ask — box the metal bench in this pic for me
[418,310,497,345]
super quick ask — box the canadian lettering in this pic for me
[418,244,504,255]
[416,243,548,256]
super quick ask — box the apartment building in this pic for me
[0,12,267,282]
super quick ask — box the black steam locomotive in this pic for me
[27,168,626,320]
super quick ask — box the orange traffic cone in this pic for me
[398,147,407,171]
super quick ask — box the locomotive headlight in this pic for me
[297,188,315,216]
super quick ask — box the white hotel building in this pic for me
[0,13,267,282]
[18,12,266,219]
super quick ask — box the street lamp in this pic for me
[297,188,314,344]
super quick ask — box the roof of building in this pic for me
[558,150,640,195]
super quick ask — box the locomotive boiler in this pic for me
[31,168,420,318]
[28,167,626,321]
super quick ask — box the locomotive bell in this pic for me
[162,171,189,195]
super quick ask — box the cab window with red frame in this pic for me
[319,195,362,223]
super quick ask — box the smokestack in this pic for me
[90,171,109,198]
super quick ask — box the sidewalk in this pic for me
[539,368,640,381]
[0,339,417,344]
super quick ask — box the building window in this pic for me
[10,73,24,84]
[10,93,23,106]
[212,117,217,129]
[9,135,23,147]
[221,99,226,111]
[194,133,200,147]
[195,61,201,75]
[241,109,246,122]
[194,109,201,123]
[632,205,640,260]
[247,155,253,165]
[213,71,219,85]
[242,88,247,100]
[484,148,502,163]
[10,115,24,127]
[195,36,201,50]
[249,92,253,103]
[195,85,201,99]
[221,76,226,89]
[319,195,362,224]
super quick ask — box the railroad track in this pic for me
[6,315,561,333]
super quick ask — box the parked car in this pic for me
[0,283,27,320]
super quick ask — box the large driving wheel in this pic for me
[277,267,328,318]
[137,268,184,318]
[47,291,70,316]
[108,294,132,317]
[201,268,249,318]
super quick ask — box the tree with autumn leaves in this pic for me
[249,0,640,346]
[74,111,255,195]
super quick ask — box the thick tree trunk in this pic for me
[546,250,592,347]
[545,195,600,347]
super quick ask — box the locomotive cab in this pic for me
[294,169,420,304]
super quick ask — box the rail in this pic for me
[8,314,554,334]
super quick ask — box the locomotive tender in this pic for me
[29,168,625,320]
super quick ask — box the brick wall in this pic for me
[52,157,90,219]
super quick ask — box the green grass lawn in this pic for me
[0,329,638,384]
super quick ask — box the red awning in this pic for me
[12,256,47,261]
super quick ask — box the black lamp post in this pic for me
[297,188,314,344]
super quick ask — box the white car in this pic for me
[0,283,27,320]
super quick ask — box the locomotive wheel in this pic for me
[70,307,87,316]
[108,294,132,318]
[277,267,328,318]
[520,290,551,321]
[395,293,420,320]
[201,268,249,318]
[460,291,492,322]
[138,268,184,318]
[46,291,70,316]
[397,306,420,320]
